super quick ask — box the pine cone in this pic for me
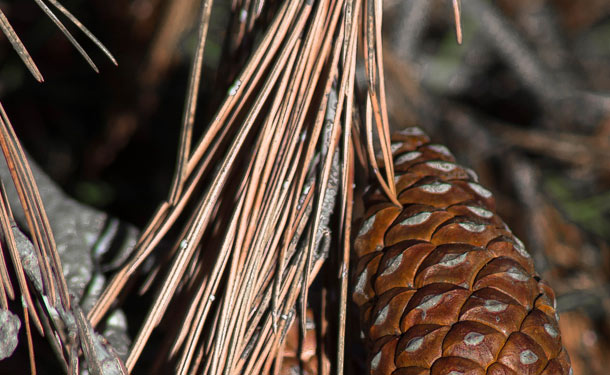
[353,127,572,375]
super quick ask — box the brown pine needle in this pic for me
[0,10,44,82]
[0,241,14,306]
[46,0,117,65]
[371,0,396,197]
[23,300,37,375]
[362,0,399,206]
[453,0,463,44]
[363,96,400,207]
[167,0,214,204]
[0,103,70,310]
[1,0,115,81]
[0,149,44,336]
[33,0,99,72]
[336,4,359,370]
[297,34,344,331]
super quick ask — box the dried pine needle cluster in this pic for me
[87,0,366,373]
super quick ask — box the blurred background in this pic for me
[0,0,609,374]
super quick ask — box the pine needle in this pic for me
[33,0,99,72]
[46,0,117,65]
[23,299,37,375]
[0,102,70,309]
[362,0,399,207]
[453,0,463,44]
[0,10,44,82]
[1,0,116,80]
[0,186,44,334]
[167,0,214,204]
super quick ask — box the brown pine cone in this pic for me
[353,127,572,375]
